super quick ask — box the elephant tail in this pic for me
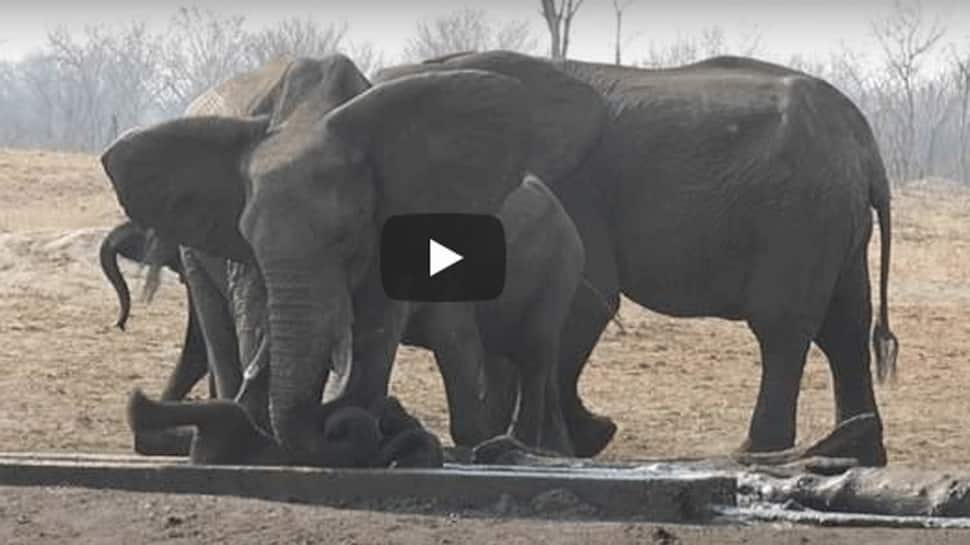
[871,176,898,384]
[99,222,140,330]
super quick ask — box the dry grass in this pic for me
[0,148,968,467]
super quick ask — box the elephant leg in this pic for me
[557,281,619,457]
[511,333,573,455]
[181,248,241,399]
[743,321,811,453]
[481,354,518,439]
[421,304,492,448]
[331,273,410,411]
[158,290,208,401]
[226,261,271,431]
[814,254,886,466]
[553,183,620,457]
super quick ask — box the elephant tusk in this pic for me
[322,328,353,403]
[234,335,270,403]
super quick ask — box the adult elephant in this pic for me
[101,55,542,465]
[377,51,898,465]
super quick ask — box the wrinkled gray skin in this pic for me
[99,220,210,402]
[102,56,535,465]
[401,175,584,453]
[377,52,898,465]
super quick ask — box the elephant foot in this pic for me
[471,434,531,465]
[853,442,888,467]
[133,427,193,456]
[811,414,886,467]
[736,413,887,468]
[568,412,617,458]
[442,445,475,464]
[471,434,563,465]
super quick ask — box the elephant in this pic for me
[102,55,542,465]
[399,174,584,453]
[102,50,898,467]
[103,175,583,456]
[99,220,211,402]
[127,389,442,467]
[374,51,899,465]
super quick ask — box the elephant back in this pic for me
[185,58,294,118]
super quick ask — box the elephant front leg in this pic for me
[181,248,241,400]
[743,321,812,453]
[420,303,494,448]
[329,276,411,411]
[226,261,271,431]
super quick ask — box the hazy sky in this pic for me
[1,0,968,66]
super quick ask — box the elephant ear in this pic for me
[269,54,371,129]
[100,115,269,262]
[375,51,607,184]
[324,69,531,217]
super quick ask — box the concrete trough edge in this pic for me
[0,452,735,522]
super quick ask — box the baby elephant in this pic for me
[127,389,442,468]
[401,175,585,455]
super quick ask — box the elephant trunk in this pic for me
[99,222,140,330]
[263,262,351,463]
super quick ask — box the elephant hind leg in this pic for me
[558,280,619,457]
[743,320,812,454]
[509,330,574,456]
[814,254,886,466]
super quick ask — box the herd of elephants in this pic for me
[94,50,900,470]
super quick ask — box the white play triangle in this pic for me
[429,238,463,277]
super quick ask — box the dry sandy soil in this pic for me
[1,148,969,543]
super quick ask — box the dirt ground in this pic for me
[1,148,969,542]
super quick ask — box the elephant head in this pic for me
[101,55,532,462]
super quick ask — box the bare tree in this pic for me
[161,7,252,114]
[102,23,166,131]
[872,0,946,180]
[404,8,537,62]
[540,0,584,59]
[611,0,634,65]
[953,44,970,184]
[246,18,348,66]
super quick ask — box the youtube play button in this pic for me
[381,214,505,302]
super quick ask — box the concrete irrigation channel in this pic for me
[5,451,970,528]
[0,451,736,522]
